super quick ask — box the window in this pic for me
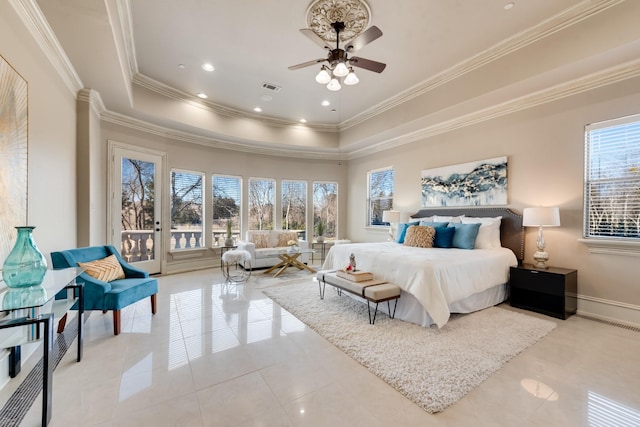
[282,180,306,237]
[584,115,640,240]
[248,178,275,230]
[170,170,204,249]
[313,182,338,239]
[212,175,242,244]
[367,167,394,227]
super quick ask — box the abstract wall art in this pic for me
[421,156,507,207]
[0,54,28,267]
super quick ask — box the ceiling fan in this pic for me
[289,21,386,91]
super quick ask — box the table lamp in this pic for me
[522,207,560,269]
[382,210,401,241]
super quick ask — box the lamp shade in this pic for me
[382,210,401,224]
[522,207,560,227]
[327,78,341,91]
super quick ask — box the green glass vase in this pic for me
[2,226,48,288]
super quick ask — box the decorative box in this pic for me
[336,270,373,282]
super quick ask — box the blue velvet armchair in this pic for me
[51,245,158,335]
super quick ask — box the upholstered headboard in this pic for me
[410,207,524,263]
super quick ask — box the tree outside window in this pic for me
[249,178,275,230]
[121,159,155,232]
[367,167,394,226]
[212,175,241,242]
[282,180,306,236]
[170,170,203,249]
[313,182,338,239]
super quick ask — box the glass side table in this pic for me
[0,267,84,426]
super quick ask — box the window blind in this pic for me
[367,167,394,226]
[170,170,203,228]
[585,117,640,239]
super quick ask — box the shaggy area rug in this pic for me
[263,280,557,413]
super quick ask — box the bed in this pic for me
[321,208,524,328]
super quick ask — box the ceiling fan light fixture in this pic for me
[344,68,359,85]
[327,78,341,91]
[315,67,331,84]
[333,61,349,77]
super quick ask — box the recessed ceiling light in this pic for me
[178,64,185,69]
[504,2,515,10]
[300,119,307,123]
[261,95,273,102]
[253,107,262,112]
[196,93,208,99]
[321,100,331,106]
[201,63,215,72]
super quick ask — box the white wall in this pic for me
[0,0,78,387]
[0,2,78,262]
[347,75,640,325]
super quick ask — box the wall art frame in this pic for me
[0,53,28,269]
[421,156,507,207]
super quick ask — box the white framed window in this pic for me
[282,180,307,236]
[582,114,640,255]
[313,181,338,239]
[367,166,394,227]
[248,177,275,230]
[170,169,204,249]
[212,174,242,245]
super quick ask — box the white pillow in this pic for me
[433,215,465,224]
[460,216,501,249]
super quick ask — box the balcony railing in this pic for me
[120,229,242,263]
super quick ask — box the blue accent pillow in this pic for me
[418,220,449,228]
[448,223,481,249]
[433,226,456,248]
[395,221,420,243]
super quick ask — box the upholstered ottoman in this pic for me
[221,249,252,282]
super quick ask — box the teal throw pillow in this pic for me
[448,222,481,249]
[395,221,420,243]
[418,220,449,228]
[433,226,456,248]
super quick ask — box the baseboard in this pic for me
[164,259,219,275]
[577,294,640,329]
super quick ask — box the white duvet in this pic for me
[322,242,517,328]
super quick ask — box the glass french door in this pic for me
[109,143,164,274]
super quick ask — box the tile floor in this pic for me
[3,265,640,426]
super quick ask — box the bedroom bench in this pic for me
[316,270,401,325]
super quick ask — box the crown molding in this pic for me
[77,88,106,116]
[10,0,83,97]
[115,0,138,77]
[345,57,640,159]
[339,0,624,131]
[104,0,135,103]
[133,74,339,132]
[101,110,340,160]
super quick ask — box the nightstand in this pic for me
[509,264,577,319]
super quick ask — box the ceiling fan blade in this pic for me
[300,29,331,50]
[346,26,383,52]
[349,56,386,73]
[288,58,326,70]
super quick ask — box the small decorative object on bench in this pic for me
[335,253,373,281]
[317,270,401,325]
[336,270,373,282]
